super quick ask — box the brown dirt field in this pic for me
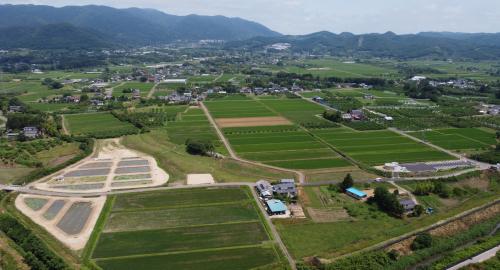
[307,207,351,223]
[215,116,292,127]
[452,177,490,191]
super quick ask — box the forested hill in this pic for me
[226,31,500,60]
[0,4,280,49]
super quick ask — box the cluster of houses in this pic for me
[255,179,297,216]
[478,103,500,116]
[239,84,304,95]
[345,186,417,214]
[5,126,40,140]
[410,76,476,89]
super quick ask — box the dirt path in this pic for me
[213,72,224,82]
[60,114,69,135]
[147,82,160,99]
[199,102,305,183]
[389,180,418,204]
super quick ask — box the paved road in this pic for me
[447,245,500,270]
[389,128,493,170]
[199,102,306,183]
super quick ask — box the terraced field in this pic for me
[311,128,454,166]
[90,187,286,270]
[409,128,497,151]
[224,125,350,170]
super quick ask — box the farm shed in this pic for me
[265,199,288,215]
[346,187,367,200]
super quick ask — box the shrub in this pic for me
[411,232,433,250]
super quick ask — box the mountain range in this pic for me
[1,4,500,60]
[226,31,500,60]
[0,4,280,49]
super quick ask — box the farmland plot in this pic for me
[409,128,497,151]
[204,100,276,118]
[64,113,138,137]
[224,126,350,170]
[90,187,286,270]
[312,128,454,165]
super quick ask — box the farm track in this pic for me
[146,82,159,99]
[199,102,306,183]
[60,115,69,135]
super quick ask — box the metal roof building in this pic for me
[346,187,368,200]
[265,199,287,215]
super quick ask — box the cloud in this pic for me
[1,0,499,34]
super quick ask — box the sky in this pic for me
[1,0,500,35]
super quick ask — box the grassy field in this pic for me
[122,129,296,183]
[64,113,138,136]
[113,82,154,97]
[277,59,399,79]
[311,127,454,165]
[409,128,497,151]
[90,187,286,269]
[275,178,500,260]
[165,107,227,154]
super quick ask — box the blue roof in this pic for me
[346,187,367,197]
[266,199,287,213]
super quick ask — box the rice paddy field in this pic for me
[89,187,286,270]
[223,125,350,170]
[311,128,455,165]
[408,128,497,151]
[64,112,138,136]
[279,59,399,78]
[258,98,337,127]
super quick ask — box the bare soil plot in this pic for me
[307,207,351,223]
[15,195,106,250]
[43,200,66,220]
[187,174,215,185]
[31,138,169,193]
[117,159,149,167]
[115,166,150,174]
[57,202,93,235]
[65,168,111,177]
[79,162,113,169]
[215,116,292,128]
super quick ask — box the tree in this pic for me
[411,232,433,250]
[374,186,404,217]
[185,138,215,156]
[339,173,354,191]
[413,204,424,217]
[323,110,342,122]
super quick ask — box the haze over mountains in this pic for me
[1,4,500,59]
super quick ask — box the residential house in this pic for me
[8,106,22,113]
[342,113,352,121]
[256,180,273,198]
[23,127,39,139]
[272,179,297,197]
[350,110,364,120]
[399,199,416,213]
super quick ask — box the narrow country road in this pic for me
[199,102,306,183]
[389,180,418,204]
